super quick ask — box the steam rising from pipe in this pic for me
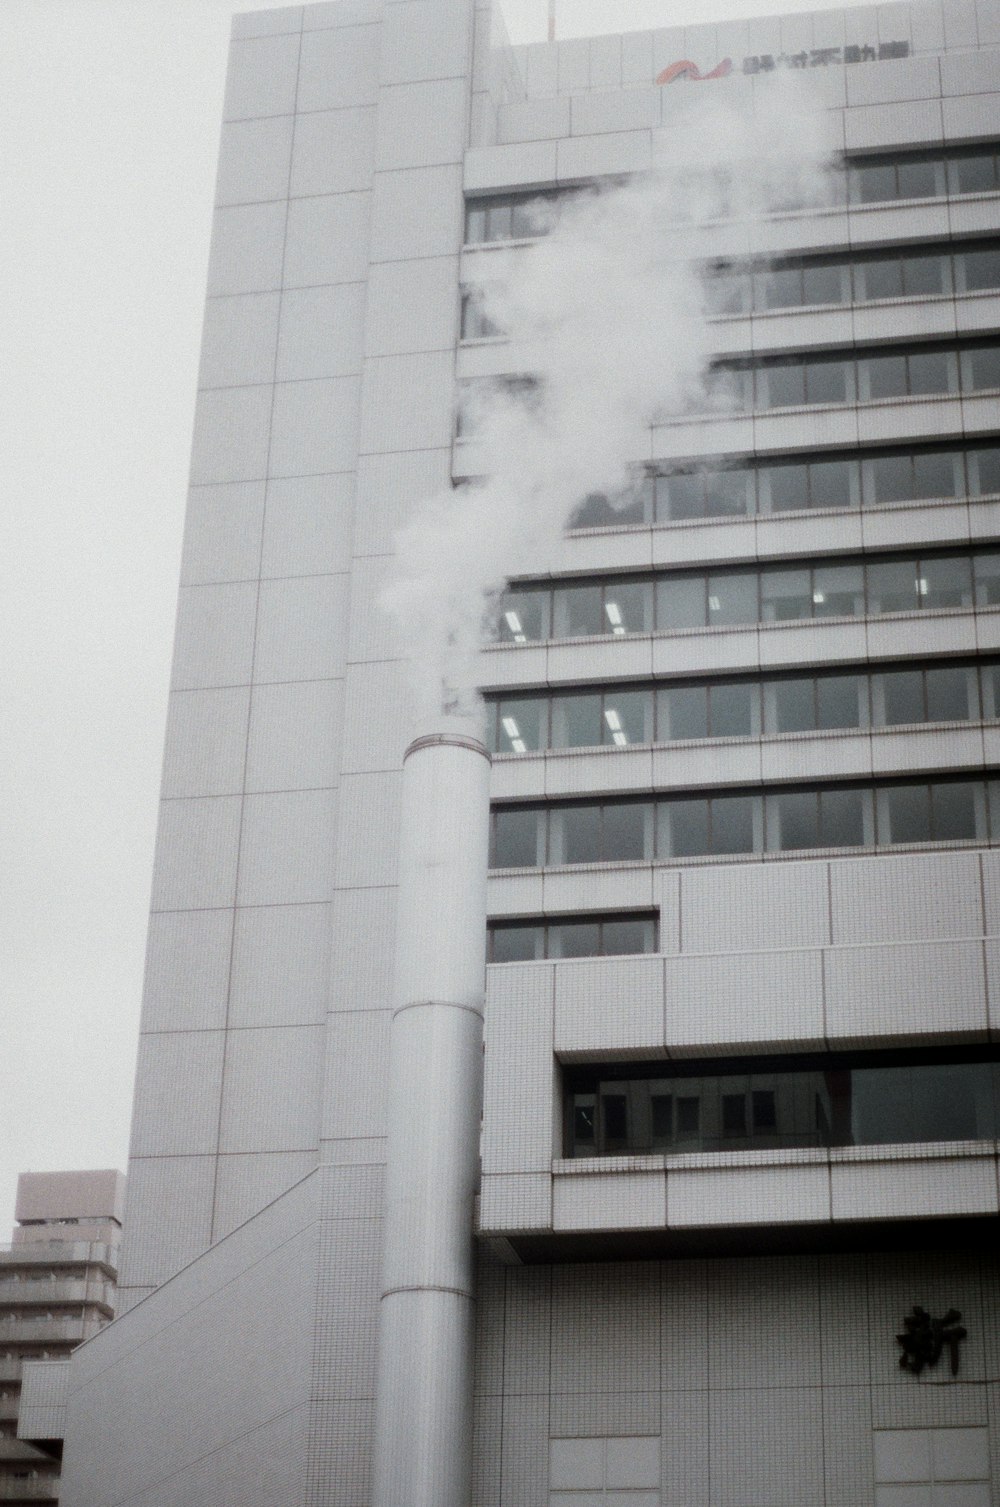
[382,77,839,723]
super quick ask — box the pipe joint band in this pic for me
[392,999,483,1022]
[404,733,491,764]
[381,1284,474,1302]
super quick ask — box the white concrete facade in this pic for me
[53,1,1000,1502]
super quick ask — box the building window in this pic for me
[489,775,1000,870]
[707,336,999,414]
[463,146,1000,248]
[560,444,1000,529]
[564,1051,1000,1157]
[488,914,657,963]
[496,546,1000,644]
[874,1428,990,1506]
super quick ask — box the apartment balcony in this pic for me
[0,1478,60,1502]
[0,1321,101,1347]
[0,1370,21,1389]
[0,1281,112,1312]
[0,1246,116,1277]
[0,1400,19,1424]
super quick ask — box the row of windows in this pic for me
[456,340,1000,434]
[463,146,1000,245]
[565,1052,1000,1157]
[570,443,1000,528]
[715,338,1000,411]
[709,240,1000,315]
[488,913,656,962]
[462,242,1000,337]
[497,548,1000,643]
[486,660,1000,754]
[490,776,1000,869]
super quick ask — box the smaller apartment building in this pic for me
[1,1173,122,1503]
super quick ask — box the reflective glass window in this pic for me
[603,917,656,955]
[711,795,755,854]
[660,472,704,520]
[557,806,602,864]
[818,675,864,730]
[490,925,542,962]
[606,580,652,634]
[952,152,999,194]
[498,589,548,643]
[707,572,757,626]
[710,683,753,738]
[908,350,951,395]
[492,809,540,868]
[813,563,864,618]
[865,354,908,400]
[465,205,487,243]
[975,553,1000,607]
[485,202,512,240]
[763,267,802,308]
[806,360,849,404]
[494,698,544,754]
[867,559,919,614]
[925,667,972,723]
[862,258,903,300]
[852,162,896,203]
[820,788,865,846]
[897,157,938,198]
[666,799,709,857]
[768,463,808,512]
[770,790,819,850]
[881,670,924,725]
[603,690,650,747]
[660,686,707,741]
[761,569,811,622]
[657,575,706,630]
[603,802,651,862]
[973,447,1000,495]
[884,784,931,843]
[932,781,977,839]
[803,262,845,305]
[903,255,945,296]
[553,584,603,638]
[962,248,1000,291]
[913,450,959,498]
[967,345,1000,390]
[551,694,602,749]
[705,468,752,517]
[811,459,854,509]
[550,922,600,959]
[764,364,806,407]
[870,453,914,503]
[773,678,814,733]
[920,555,972,609]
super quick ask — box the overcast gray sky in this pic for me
[0,0,880,1236]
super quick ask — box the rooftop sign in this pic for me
[657,40,910,84]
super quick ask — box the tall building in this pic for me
[38,0,1000,1502]
[1,1171,122,1503]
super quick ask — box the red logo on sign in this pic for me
[656,58,733,84]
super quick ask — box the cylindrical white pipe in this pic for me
[373,730,491,1507]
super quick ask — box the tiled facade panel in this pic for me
[61,1178,319,1507]
[472,1250,1000,1507]
[484,849,1000,1237]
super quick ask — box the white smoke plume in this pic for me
[382,74,840,727]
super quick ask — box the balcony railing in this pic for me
[0,1280,112,1311]
[0,1477,60,1501]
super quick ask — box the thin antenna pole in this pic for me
[547,0,556,42]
